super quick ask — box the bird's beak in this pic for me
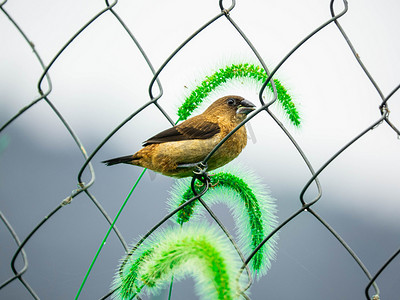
[236,99,256,115]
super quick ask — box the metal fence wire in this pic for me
[1,0,399,299]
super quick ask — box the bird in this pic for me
[102,95,256,178]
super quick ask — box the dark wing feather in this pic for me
[143,127,187,145]
[143,117,220,146]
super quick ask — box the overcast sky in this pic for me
[1,0,399,299]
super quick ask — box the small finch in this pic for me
[103,95,256,178]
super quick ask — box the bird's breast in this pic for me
[209,125,247,168]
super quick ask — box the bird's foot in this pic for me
[192,162,210,185]
[209,177,219,188]
[195,181,205,187]
[195,174,219,188]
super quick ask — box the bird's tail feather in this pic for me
[102,155,135,166]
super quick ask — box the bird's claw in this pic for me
[195,181,205,187]
[193,162,210,184]
[210,178,219,188]
[195,174,219,188]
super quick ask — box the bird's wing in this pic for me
[143,117,220,146]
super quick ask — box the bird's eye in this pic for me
[227,98,235,106]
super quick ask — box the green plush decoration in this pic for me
[168,164,278,279]
[113,223,243,300]
[177,63,300,127]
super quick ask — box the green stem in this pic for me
[167,275,174,300]
[74,169,147,300]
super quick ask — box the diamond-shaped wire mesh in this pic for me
[1,0,399,299]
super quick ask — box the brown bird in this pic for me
[103,95,256,178]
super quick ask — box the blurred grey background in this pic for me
[1,0,399,299]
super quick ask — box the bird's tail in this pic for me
[102,155,135,166]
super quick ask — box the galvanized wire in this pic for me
[1,0,398,299]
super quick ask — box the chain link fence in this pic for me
[1,0,399,299]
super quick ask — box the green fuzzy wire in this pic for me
[177,63,300,126]
[168,166,278,279]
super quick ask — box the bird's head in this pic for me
[205,95,256,122]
